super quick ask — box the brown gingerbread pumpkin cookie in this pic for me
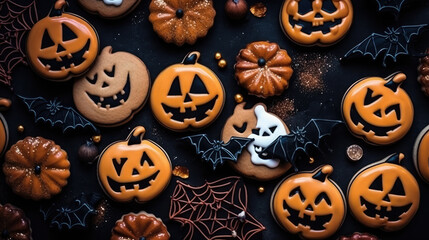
[2,137,71,200]
[418,48,429,96]
[78,0,141,19]
[0,204,32,240]
[235,41,293,98]
[111,212,170,240]
[148,0,216,46]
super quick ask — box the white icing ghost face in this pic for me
[247,105,287,168]
[103,0,122,6]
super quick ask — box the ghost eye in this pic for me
[289,186,305,202]
[252,128,260,135]
[315,192,331,206]
[269,126,277,133]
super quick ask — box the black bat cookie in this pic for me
[181,134,253,170]
[342,24,427,67]
[258,119,342,171]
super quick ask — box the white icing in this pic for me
[103,0,122,6]
[247,105,287,168]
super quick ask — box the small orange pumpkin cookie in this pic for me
[413,125,429,183]
[148,0,216,46]
[271,165,346,239]
[78,0,141,19]
[235,41,293,98]
[347,153,419,232]
[417,48,429,95]
[98,126,172,203]
[26,0,99,81]
[342,72,413,145]
[280,0,353,46]
[2,136,71,200]
[150,52,225,131]
[0,204,32,240]
[111,211,170,240]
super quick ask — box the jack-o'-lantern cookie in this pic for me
[78,0,141,19]
[73,46,150,127]
[235,41,293,98]
[221,103,291,181]
[149,0,216,46]
[413,125,429,183]
[271,165,346,239]
[347,153,419,231]
[98,126,172,203]
[342,72,413,145]
[280,0,353,46]
[111,211,170,240]
[150,52,225,132]
[26,0,99,81]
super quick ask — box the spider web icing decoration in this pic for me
[170,176,265,240]
[0,0,38,87]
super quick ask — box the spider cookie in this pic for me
[347,153,419,232]
[221,102,291,181]
[280,0,353,46]
[150,52,225,132]
[271,165,346,239]
[342,72,413,145]
[98,126,172,203]
[73,46,150,127]
[26,0,99,81]
[78,0,141,19]
[413,125,429,183]
[149,0,216,46]
[111,212,170,240]
[235,41,293,98]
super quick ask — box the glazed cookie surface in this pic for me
[280,0,353,46]
[3,136,71,200]
[78,0,141,19]
[413,125,429,183]
[111,211,170,240]
[221,102,291,181]
[342,72,413,145]
[26,0,99,81]
[0,204,32,240]
[150,52,225,132]
[73,46,150,127]
[417,48,429,96]
[235,41,293,98]
[98,126,172,203]
[271,165,346,239]
[347,153,419,231]
[148,0,216,46]
[0,113,8,156]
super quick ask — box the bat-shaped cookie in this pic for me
[181,134,253,170]
[258,119,342,171]
[342,24,427,67]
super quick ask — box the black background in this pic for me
[1,0,429,239]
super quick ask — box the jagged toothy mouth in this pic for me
[86,73,131,110]
[360,196,412,221]
[350,103,400,136]
[283,200,332,230]
[288,16,342,35]
[107,170,160,193]
[38,40,90,71]
[161,95,218,122]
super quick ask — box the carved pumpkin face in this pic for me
[98,126,172,203]
[348,153,420,231]
[150,52,225,131]
[280,0,353,46]
[73,46,150,127]
[272,165,346,239]
[342,73,414,145]
[26,2,99,81]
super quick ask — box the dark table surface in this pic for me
[1,0,429,239]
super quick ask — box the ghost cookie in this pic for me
[78,0,141,19]
[271,165,346,239]
[73,46,150,127]
[97,126,172,203]
[150,51,225,132]
[413,125,429,183]
[347,153,419,231]
[342,72,413,145]
[221,102,290,181]
[280,0,353,46]
[111,212,170,240]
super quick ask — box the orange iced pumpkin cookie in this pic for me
[148,0,216,46]
[235,41,293,98]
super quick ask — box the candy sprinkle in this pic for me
[172,165,190,179]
